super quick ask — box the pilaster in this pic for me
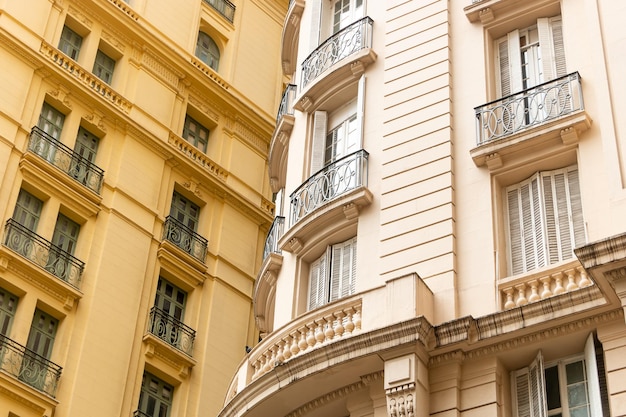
[384,354,429,417]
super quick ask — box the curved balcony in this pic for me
[3,219,84,289]
[28,127,104,195]
[269,85,297,191]
[254,216,285,335]
[281,0,305,75]
[295,17,376,113]
[471,72,591,169]
[0,334,62,397]
[282,150,372,254]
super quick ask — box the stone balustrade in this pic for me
[500,261,592,310]
[250,299,362,380]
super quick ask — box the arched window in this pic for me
[195,32,220,71]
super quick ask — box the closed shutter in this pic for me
[567,167,586,248]
[329,237,357,301]
[311,111,328,174]
[550,17,566,78]
[309,0,322,51]
[308,249,329,310]
[355,75,366,150]
[538,18,556,82]
[496,37,511,98]
[512,368,531,417]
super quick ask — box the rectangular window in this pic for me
[506,165,585,275]
[0,287,18,336]
[58,25,83,60]
[170,192,200,232]
[511,334,606,417]
[21,309,58,390]
[71,127,100,186]
[154,277,187,321]
[13,189,43,231]
[150,278,189,349]
[182,115,209,153]
[38,103,65,141]
[332,0,364,34]
[47,214,80,280]
[93,50,115,84]
[138,371,174,417]
[308,237,357,310]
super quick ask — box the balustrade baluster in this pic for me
[515,284,528,306]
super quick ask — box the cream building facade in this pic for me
[221,1,626,417]
[0,0,286,416]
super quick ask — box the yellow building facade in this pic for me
[222,1,626,417]
[0,1,286,416]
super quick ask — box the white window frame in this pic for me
[511,334,605,417]
[495,15,566,98]
[307,236,357,310]
[505,165,586,276]
[308,0,365,50]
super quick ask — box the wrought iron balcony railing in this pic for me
[301,17,374,89]
[0,334,62,397]
[474,72,584,146]
[3,219,84,289]
[290,149,369,225]
[202,0,235,22]
[162,216,208,263]
[28,126,105,194]
[276,84,297,125]
[147,307,196,356]
[263,216,285,260]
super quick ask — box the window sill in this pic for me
[142,333,197,379]
[157,240,207,286]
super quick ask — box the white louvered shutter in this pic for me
[495,30,523,96]
[308,250,329,310]
[311,111,328,174]
[329,237,357,302]
[584,333,604,417]
[538,18,556,82]
[550,16,567,78]
[529,352,547,417]
[567,167,586,249]
[309,0,322,51]
[512,367,531,417]
[355,74,366,149]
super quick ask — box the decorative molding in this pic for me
[101,30,126,53]
[182,178,203,198]
[68,4,93,28]
[386,383,415,417]
[478,7,494,23]
[284,371,383,417]
[0,382,49,414]
[187,92,220,123]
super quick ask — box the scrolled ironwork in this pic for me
[0,334,62,397]
[276,84,297,125]
[148,307,196,356]
[301,17,373,89]
[290,149,368,225]
[263,216,285,260]
[28,126,105,194]
[162,216,208,263]
[202,0,235,22]
[474,72,584,145]
[3,219,84,289]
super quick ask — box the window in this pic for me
[138,371,174,417]
[511,334,607,417]
[182,115,209,153]
[58,25,83,60]
[0,287,18,336]
[47,214,80,279]
[93,50,115,84]
[332,0,364,34]
[506,165,585,275]
[13,189,43,232]
[21,309,58,390]
[151,277,188,348]
[38,102,65,140]
[308,237,356,310]
[170,192,200,232]
[496,16,565,98]
[71,127,100,186]
[195,32,220,71]
[165,191,202,256]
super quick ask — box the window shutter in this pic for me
[550,17,566,78]
[542,173,559,264]
[311,111,328,174]
[529,351,547,417]
[529,176,546,270]
[496,37,511,97]
[567,167,586,249]
[355,75,366,149]
[308,250,329,310]
[512,367,531,417]
[537,18,556,82]
[507,30,523,95]
[329,243,343,302]
[584,333,605,417]
[507,187,524,275]
[309,0,322,51]
[330,237,357,302]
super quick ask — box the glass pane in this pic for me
[545,365,561,411]
[570,407,589,417]
[567,383,588,407]
[566,361,585,384]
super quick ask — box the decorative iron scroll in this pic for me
[162,216,208,263]
[147,307,196,356]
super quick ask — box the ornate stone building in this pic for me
[0,1,285,416]
[221,1,626,417]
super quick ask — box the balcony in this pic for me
[290,150,369,225]
[162,216,208,263]
[295,17,376,112]
[0,334,62,397]
[28,127,104,194]
[263,216,285,260]
[202,0,235,23]
[3,219,84,289]
[269,85,297,191]
[147,307,195,356]
[471,72,591,169]
[281,0,305,75]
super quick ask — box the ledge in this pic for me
[143,333,197,379]
[470,110,591,169]
[463,0,558,24]
[157,241,208,287]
